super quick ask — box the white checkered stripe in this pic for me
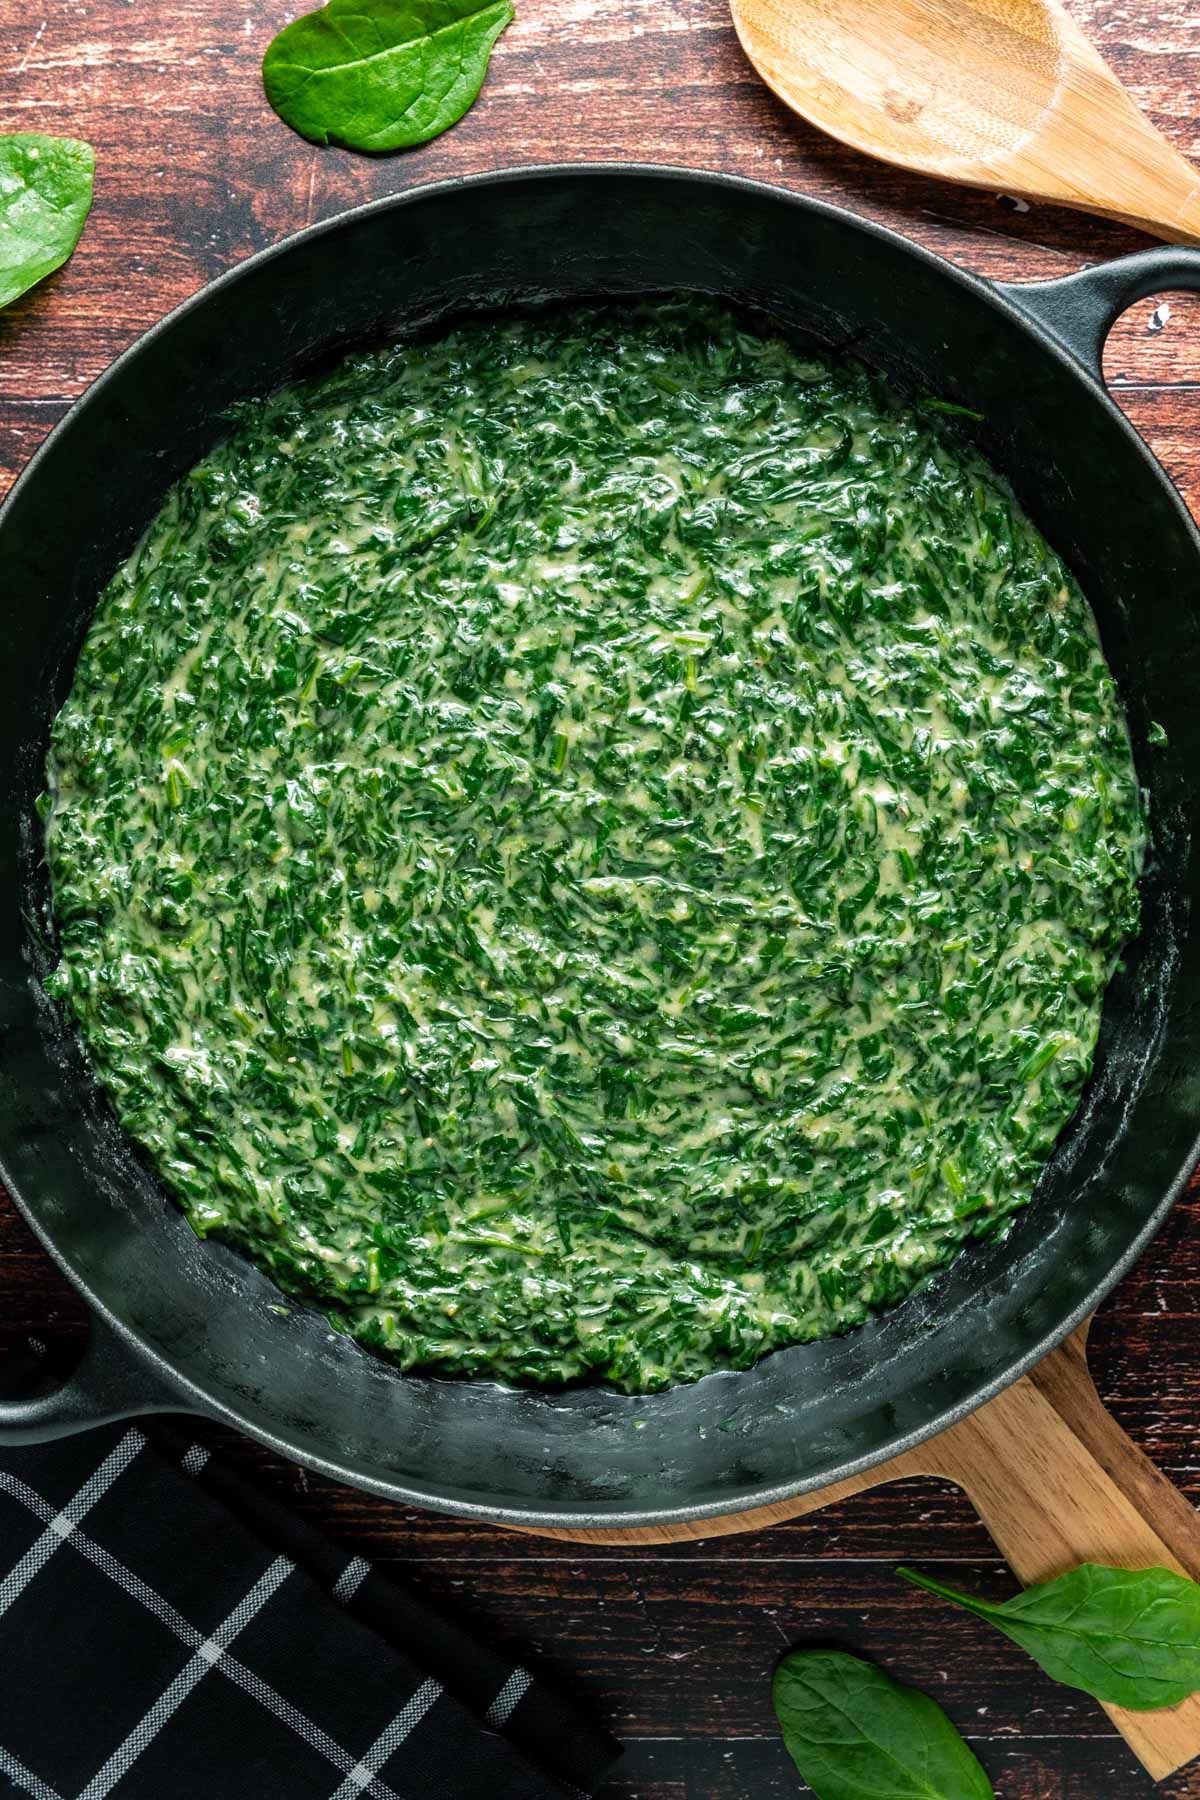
[328,1679,442,1799]
[332,1554,370,1604]
[75,1557,295,1800]
[486,1667,533,1729]
[0,1744,63,1800]
[0,1430,143,1621]
[0,1445,446,1800]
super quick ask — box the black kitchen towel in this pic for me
[0,1419,622,1800]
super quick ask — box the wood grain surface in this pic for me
[3,0,1200,1794]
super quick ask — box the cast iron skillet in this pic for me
[1,165,1200,1530]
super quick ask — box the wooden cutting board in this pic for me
[512,1322,1200,1783]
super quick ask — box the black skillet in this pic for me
[1,165,1200,1532]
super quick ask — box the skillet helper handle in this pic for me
[0,1316,189,1446]
[913,1329,1200,1783]
[995,246,1200,377]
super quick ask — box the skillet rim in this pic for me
[3,159,1199,1527]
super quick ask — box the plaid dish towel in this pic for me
[0,1415,622,1800]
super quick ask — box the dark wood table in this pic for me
[3,1,1200,1793]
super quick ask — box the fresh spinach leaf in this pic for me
[262,0,514,152]
[772,1649,994,1799]
[898,1563,1200,1711]
[0,134,94,310]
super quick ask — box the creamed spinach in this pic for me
[42,301,1143,1391]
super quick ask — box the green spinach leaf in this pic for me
[898,1563,1200,1711]
[0,134,94,310]
[772,1649,994,1799]
[920,396,985,422]
[262,0,514,152]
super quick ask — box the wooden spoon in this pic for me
[730,0,1200,244]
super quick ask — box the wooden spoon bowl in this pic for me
[731,0,1200,242]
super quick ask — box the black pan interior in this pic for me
[2,167,1199,1525]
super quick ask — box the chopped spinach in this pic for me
[0,134,93,310]
[42,300,1143,1391]
[262,0,514,152]
[920,395,986,422]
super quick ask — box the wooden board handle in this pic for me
[516,1326,1200,1782]
[909,1330,1200,1782]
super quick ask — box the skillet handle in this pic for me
[995,246,1200,377]
[0,1317,194,1445]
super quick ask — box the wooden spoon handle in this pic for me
[1067,155,1200,249]
[909,1333,1200,1782]
[1033,22,1200,245]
